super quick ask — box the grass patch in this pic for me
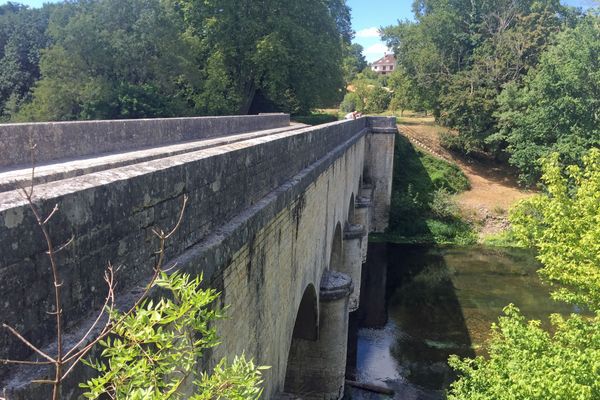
[480,229,524,248]
[376,135,476,245]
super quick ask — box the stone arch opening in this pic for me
[284,284,318,393]
[329,222,343,272]
[283,274,352,398]
[347,193,356,225]
[291,284,318,341]
[362,163,372,185]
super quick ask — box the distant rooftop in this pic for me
[372,54,396,66]
[371,54,396,75]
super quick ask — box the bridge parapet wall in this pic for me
[0,113,289,169]
[0,117,367,385]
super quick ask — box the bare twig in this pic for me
[1,324,55,363]
[1,143,189,398]
[52,235,75,255]
[1,359,53,366]
[63,265,116,360]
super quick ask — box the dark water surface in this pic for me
[345,243,577,399]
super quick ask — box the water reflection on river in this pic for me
[345,243,576,399]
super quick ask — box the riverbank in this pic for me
[371,133,475,245]
[397,114,533,240]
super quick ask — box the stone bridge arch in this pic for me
[329,222,343,272]
[283,223,353,399]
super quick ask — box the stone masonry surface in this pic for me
[0,115,396,398]
[0,113,289,169]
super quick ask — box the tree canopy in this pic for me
[2,0,353,121]
[0,2,52,121]
[381,0,597,185]
[495,16,600,184]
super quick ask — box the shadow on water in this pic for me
[344,134,474,400]
[348,243,475,400]
[346,243,577,400]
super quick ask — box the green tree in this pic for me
[81,272,265,399]
[382,0,476,117]
[18,0,196,121]
[439,2,564,152]
[448,149,600,399]
[342,43,368,84]
[387,66,415,115]
[350,72,391,114]
[0,2,52,120]
[382,0,577,154]
[495,15,600,184]
[176,0,349,115]
[340,91,362,113]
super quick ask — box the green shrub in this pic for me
[364,86,391,113]
[429,188,460,220]
[421,155,470,194]
[340,92,362,113]
[481,230,521,247]
[425,218,476,245]
[448,306,600,400]
[440,131,481,155]
[81,272,265,399]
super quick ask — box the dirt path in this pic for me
[397,115,534,237]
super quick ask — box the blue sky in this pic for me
[2,0,597,62]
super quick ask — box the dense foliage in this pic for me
[0,2,52,121]
[342,70,392,114]
[494,17,600,184]
[381,0,597,185]
[2,0,352,121]
[448,305,600,400]
[175,0,350,115]
[448,150,600,399]
[17,0,194,121]
[341,43,368,84]
[510,149,600,310]
[82,272,264,399]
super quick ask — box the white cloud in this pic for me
[364,42,389,55]
[355,27,381,38]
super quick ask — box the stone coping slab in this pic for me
[0,113,289,169]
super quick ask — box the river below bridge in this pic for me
[345,243,577,399]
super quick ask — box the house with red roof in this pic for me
[371,54,396,75]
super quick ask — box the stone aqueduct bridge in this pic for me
[0,114,396,399]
